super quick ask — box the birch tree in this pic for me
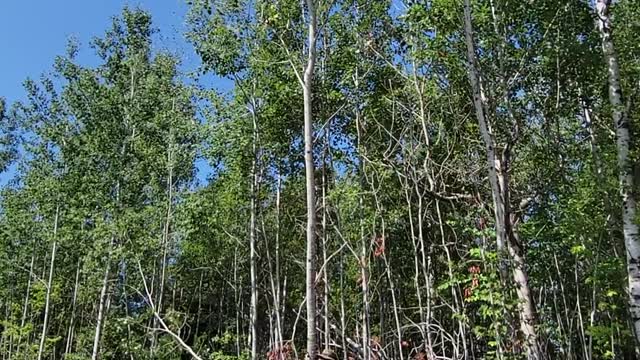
[595,0,640,347]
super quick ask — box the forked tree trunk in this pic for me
[595,0,640,346]
[462,0,543,358]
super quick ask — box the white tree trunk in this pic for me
[596,0,640,345]
[275,174,283,356]
[249,105,259,360]
[91,242,112,360]
[322,133,330,351]
[64,261,81,356]
[37,205,60,360]
[303,0,318,358]
[151,145,174,356]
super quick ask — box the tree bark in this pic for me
[302,0,318,358]
[249,98,259,360]
[17,250,35,354]
[463,1,543,358]
[322,130,330,352]
[91,238,113,360]
[64,260,81,356]
[37,204,59,360]
[595,0,640,346]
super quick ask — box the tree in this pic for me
[595,0,640,348]
[3,1,640,359]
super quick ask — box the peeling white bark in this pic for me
[596,0,640,345]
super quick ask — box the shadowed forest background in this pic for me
[0,0,640,359]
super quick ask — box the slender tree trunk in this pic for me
[595,0,640,347]
[360,228,371,360]
[194,271,203,349]
[463,0,507,269]
[265,171,284,358]
[3,298,9,360]
[275,174,283,356]
[151,137,175,357]
[339,249,347,360]
[378,208,404,360]
[16,250,35,354]
[234,246,241,357]
[414,180,434,355]
[302,0,318,358]
[64,261,81,356]
[353,63,371,360]
[402,180,427,349]
[463,1,542,358]
[436,200,467,359]
[119,259,135,360]
[322,126,331,351]
[91,238,113,360]
[37,204,60,360]
[249,100,259,360]
[91,65,134,360]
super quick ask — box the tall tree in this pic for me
[595,0,640,347]
[462,0,543,358]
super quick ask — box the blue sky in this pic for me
[0,1,221,184]
[0,0,199,104]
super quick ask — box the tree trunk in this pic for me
[353,58,371,360]
[234,247,241,357]
[64,261,81,356]
[302,0,318,358]
[17,250,35,354]
[249,100,259,360]
[322,131,330,352]
[595,0,640,346]
[339,242,347,360]
[275,174,283,356]
[463,1,542,358]
[91,241,112,360]
[37,204,60,360]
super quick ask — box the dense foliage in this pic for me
[0,0,639,359]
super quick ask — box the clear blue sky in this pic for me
[0,0,220,184]
[0,0,200,104]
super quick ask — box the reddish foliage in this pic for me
[468,265,481,274]
[414,351,427,360]
[465,265,481,299]
[464,287,473,299]
[373,235,385,258]
[267,342,293,360]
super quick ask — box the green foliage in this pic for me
[1,0,640,359]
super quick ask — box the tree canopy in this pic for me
[1,1,640,359]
